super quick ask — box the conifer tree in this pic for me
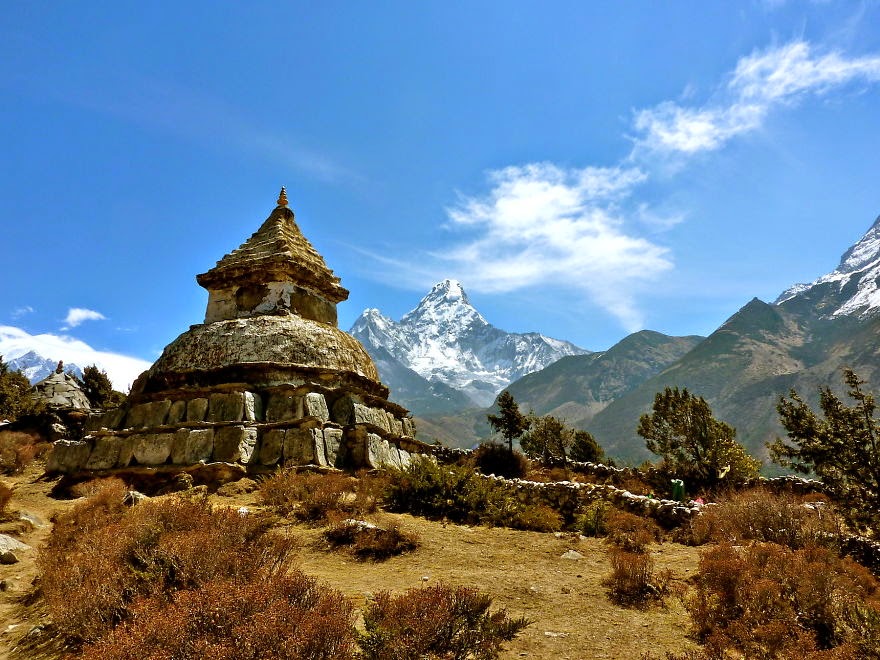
[771,369,880,527]
[487,391,529,452]
[0,355,43,421]
[638,387,759,489]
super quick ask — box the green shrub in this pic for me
[386,458,562,531]
[577,500,611,537]
[472,442,529,479]
[359,582,530,660]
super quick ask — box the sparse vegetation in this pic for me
[39,484,296,644]
[258,468,379,522]
[0,429,50,474]
[358,582,531,660]
[688,488,842,549]
[773,368,880,529]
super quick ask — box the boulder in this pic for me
[167,400,187,424]
[208,393,245,422]
[323,428,344,467]
[265,393,302,422]
[85,436,122,471]
[243,392,263,421]
[258,428,285,466]
[304,392,329,422]
[184,429,214,464]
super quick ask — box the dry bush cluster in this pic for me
[597,507,670,607]
[323,519,420,561]
[39,482,295,644]
[687,488,843,548]
[258,468,382,523]
[0,481,12,517]
[684,542,880,659]
[0,430,50,474]
[39,479,527,659]
[358,583,531,660]
[470,442,529,479]
[385,458,563,532]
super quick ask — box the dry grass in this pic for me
[2,463,702,660]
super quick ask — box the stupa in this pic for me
[48,188,423,474]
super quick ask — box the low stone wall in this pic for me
[47,388,429,475]
[475,473,699,528]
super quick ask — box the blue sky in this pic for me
[2,2,880,387]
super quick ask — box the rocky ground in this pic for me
[0,462,701,659]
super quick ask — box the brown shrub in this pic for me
[259,469,355,522]
[509,503,563,532]
[0,481,12,516]
[605,509,662,553]
[39,491,296,644]
[70,477,129,499]
[686,542,880,658]
[79,571,357,660]
[0,430,49,474]
[358,582,530,660]
[604,547,669,607]
[689,488,843,548]
[324,520,420,561]
[471,442,529,479]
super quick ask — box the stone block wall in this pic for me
[52,386,426,475]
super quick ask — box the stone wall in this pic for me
[48,387,427,475]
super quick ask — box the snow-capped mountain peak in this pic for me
[775,214,880,319]
[350,280,588,408]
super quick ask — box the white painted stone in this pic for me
[323,428,343,467]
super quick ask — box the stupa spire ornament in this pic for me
[277,186,289,207]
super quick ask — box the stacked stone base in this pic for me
[47,385,426,475]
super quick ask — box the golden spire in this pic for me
[277,186,289,207]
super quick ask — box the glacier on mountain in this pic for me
[775,215,880,319]
[350,279,588,407]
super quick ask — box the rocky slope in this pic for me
[349,280,587,412]
[584,215,880,465]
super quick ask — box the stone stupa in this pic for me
[49,188,423,474]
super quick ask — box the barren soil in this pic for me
[0,463,701,659]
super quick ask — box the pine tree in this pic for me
[80,365,125,408]
[486,391,529,452]
[638,387,760,489]
[771,369,880,527]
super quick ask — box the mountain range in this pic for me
[375,214,880,465]
[5,351,83,384]
[349,279,587,412]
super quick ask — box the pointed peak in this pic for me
[425,279,469,304]
[277,186,289,207]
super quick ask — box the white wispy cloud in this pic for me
[62,307,107,329]
[381,163,670,330]
[633,41,880,157]
[0,325,151,391]
[10,306,34,319]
